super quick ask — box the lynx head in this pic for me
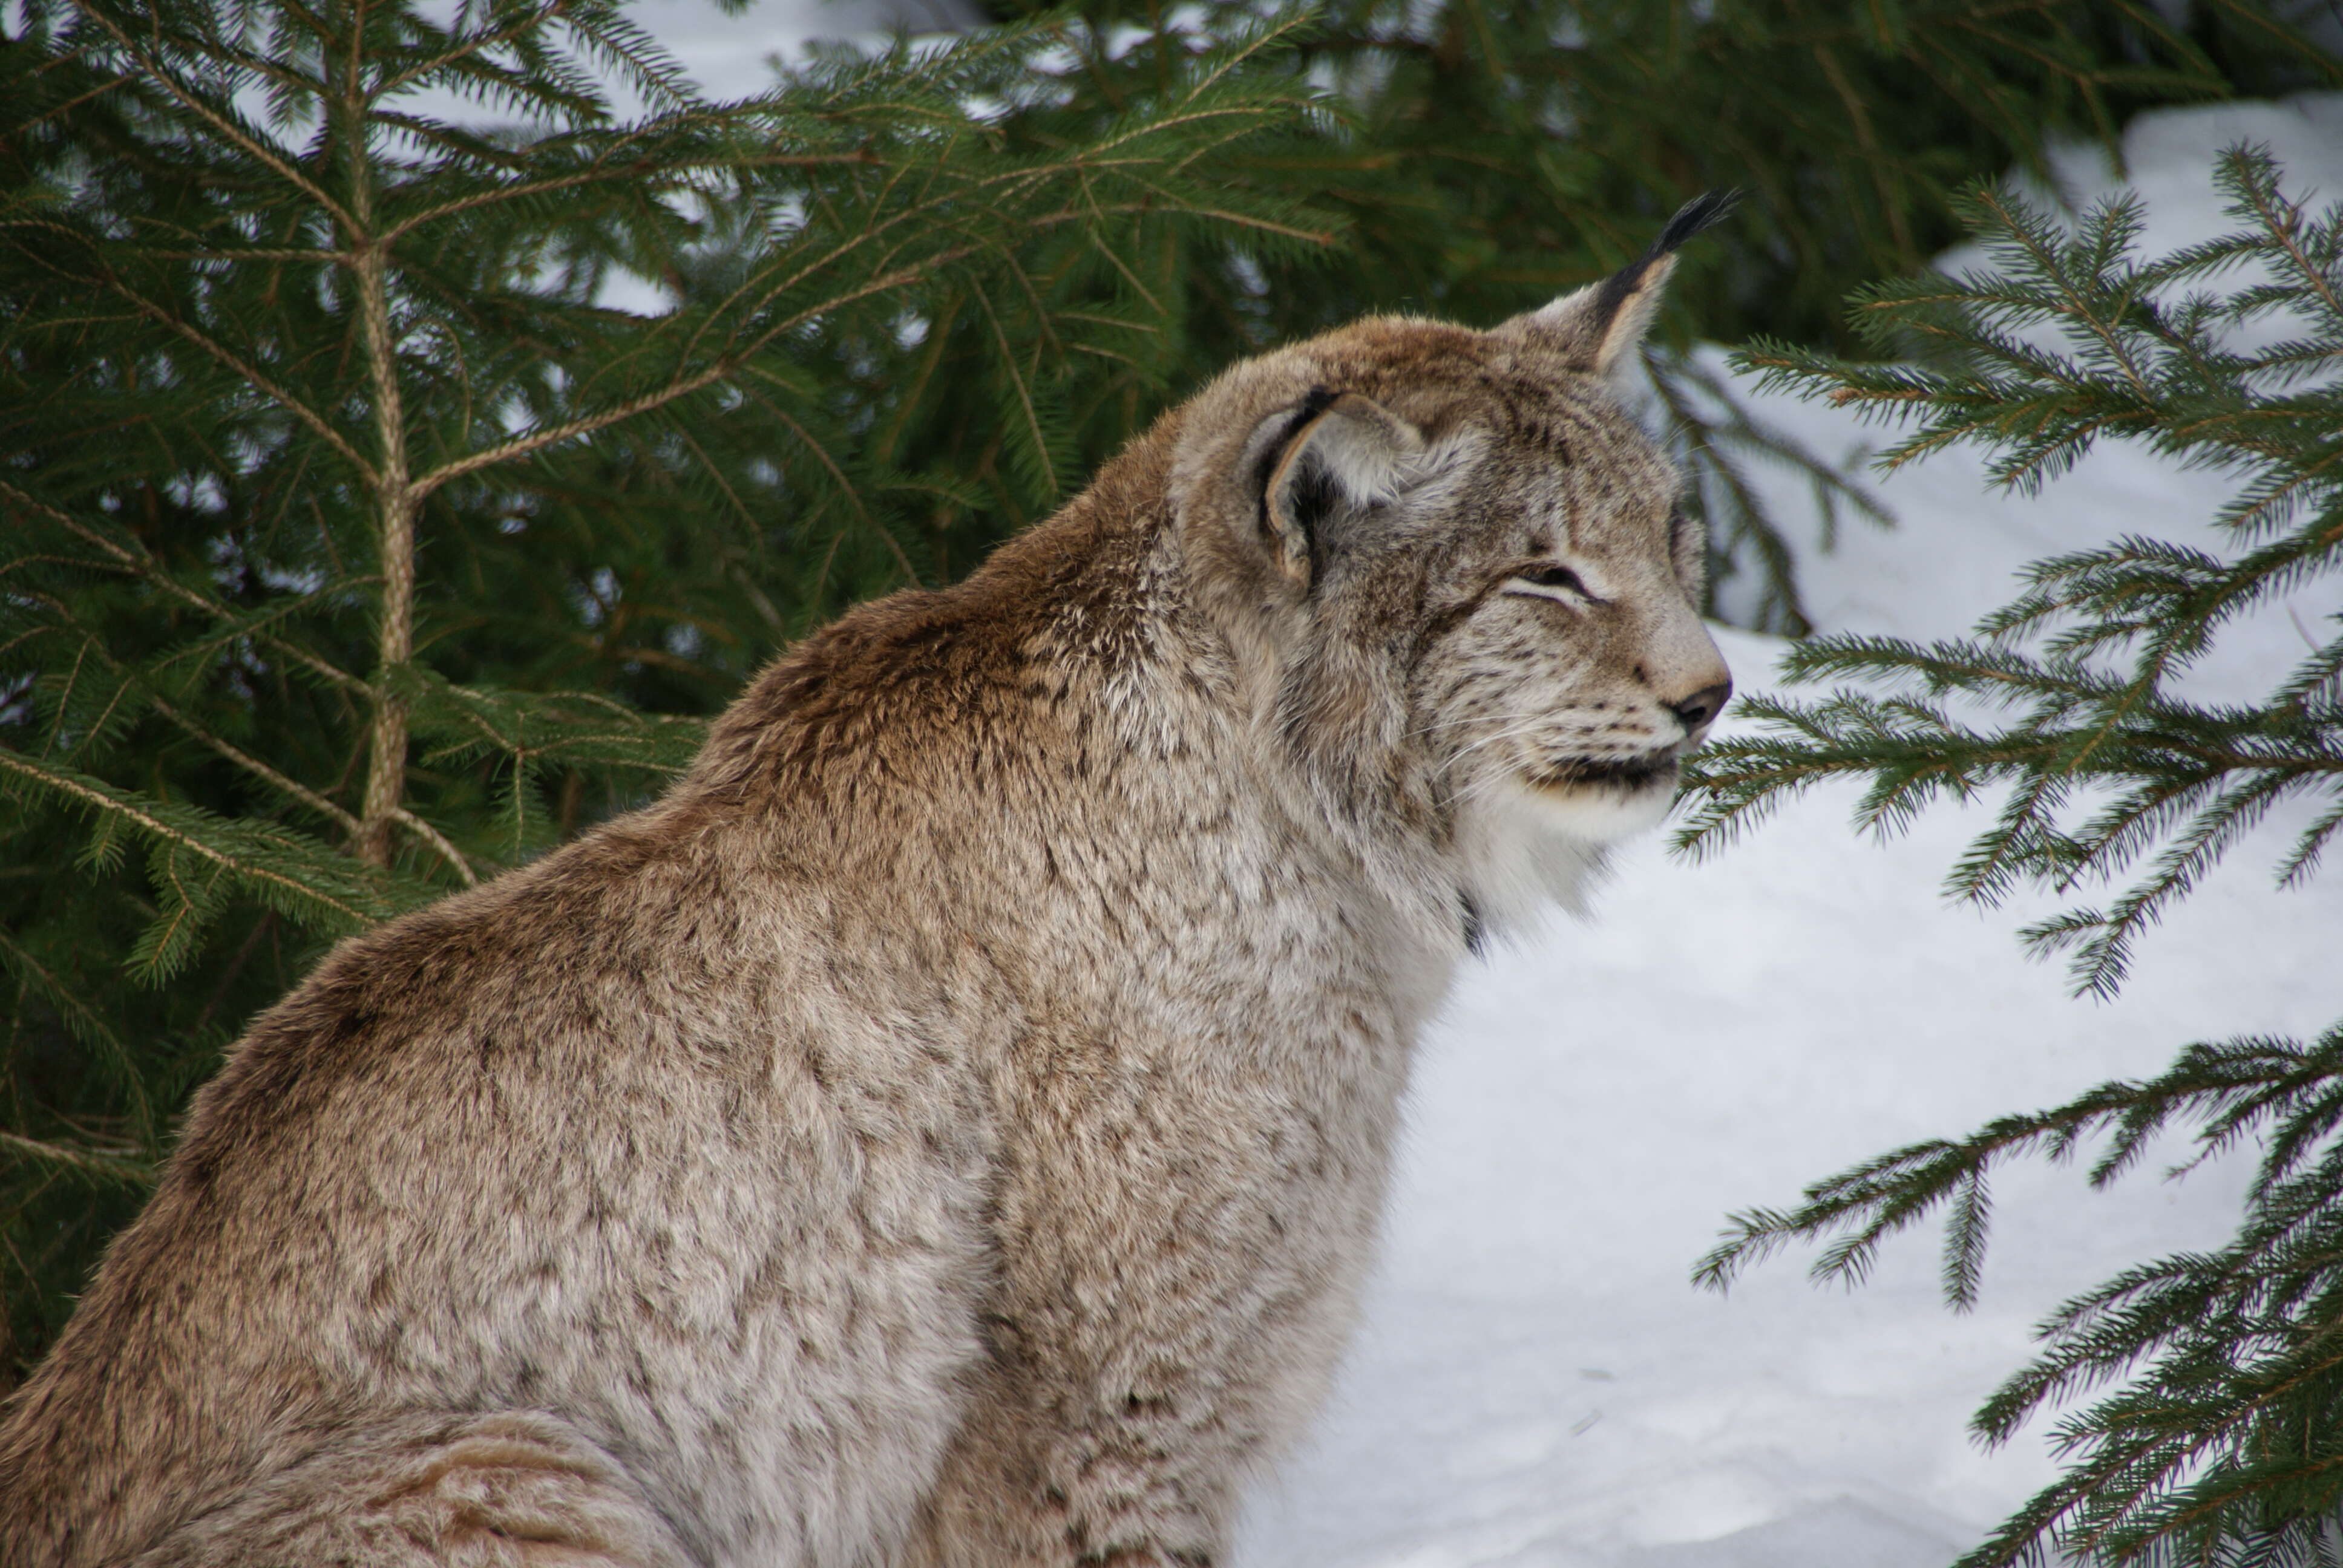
[1170,195,1737,934]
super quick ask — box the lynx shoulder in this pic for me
[0,198,1734,1568]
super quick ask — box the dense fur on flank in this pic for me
[0,205,1732,1567]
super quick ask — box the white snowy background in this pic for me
[567,5,2343,1557]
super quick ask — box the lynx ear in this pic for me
[1506,190,1739,381]
[1243,387,1426,588]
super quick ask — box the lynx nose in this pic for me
[1667,679,1734,734]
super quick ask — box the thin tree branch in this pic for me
[150,697,360,835]
[99,277,380,485]
[389,806,477,885]
[373,0,572,99]
[65,0,358,230]
[0,750,378,927]
[410,262,923,497]
[0,480,369,696]
[379,149,880,245]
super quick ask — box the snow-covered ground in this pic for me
[1233,94,2343,1568]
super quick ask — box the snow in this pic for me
[1233,93,2343,1567]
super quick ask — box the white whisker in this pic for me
[1403,707,1555,741]
[1448,716,1564,763]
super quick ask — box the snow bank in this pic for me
[1234,94,2343,1568]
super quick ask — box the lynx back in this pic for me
[0,198,1734,1568]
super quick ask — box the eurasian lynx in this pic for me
[0,197,1735,1568]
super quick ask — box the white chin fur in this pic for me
[1455,773,1676,937]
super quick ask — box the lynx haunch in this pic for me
[0,197,1735,1567]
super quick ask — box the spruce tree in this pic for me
[1687,149,2343,1565]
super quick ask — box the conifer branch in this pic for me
[376,149,880,246]
[0,930,152,1145]
[732,368,920,586]
[408,269,922,495]
[0,747,415,935]
[0,1130,155,1186]
[1694,148,2343,1561]
[150,698,361,836]
[389,806,478,886]
[0,480,369,696]
[372,0,574,100]
[102,278,380,486]
[63,0,356,228]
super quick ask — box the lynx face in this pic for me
[1173,203,1734,934]
[1391,397,1729,929]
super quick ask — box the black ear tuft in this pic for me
[1592,189,1742,326]
[1653,188,1742,259]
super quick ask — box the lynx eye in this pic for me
[1510,563,1597,600]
